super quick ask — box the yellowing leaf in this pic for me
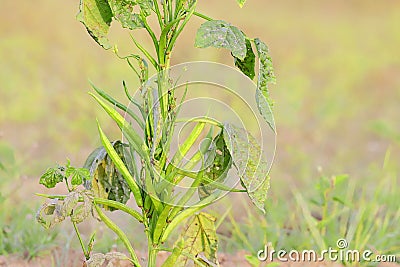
[84,141,132,211]
[175,213,219,266]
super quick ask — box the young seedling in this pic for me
[37,0,276,266]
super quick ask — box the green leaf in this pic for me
[236,0,247,8]
[223,123,270,213]
[176,213,219,267]
[234,38,256,79]
[195,20,247,60]
[66,163,90,186]
[39,167,64,188]
[198,130,232,200]
[77,0,113,49]
[83,141,132,211]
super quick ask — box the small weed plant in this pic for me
[36,0,276,266]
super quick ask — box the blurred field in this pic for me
[1,0,399,264]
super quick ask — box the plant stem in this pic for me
[147,243,158,267]
[193,11,213,21]
[73,222,89,260]
[94,205,142,267]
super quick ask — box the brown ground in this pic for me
[0,250,398,267]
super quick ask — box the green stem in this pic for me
[193,11,213,21]
[167,2,197,52]
[130,34,159,70]
[153,0,164,27]
[147,242,158,267]
[73,222,89,259]
[95,205,142,267]
[141,14,160,53]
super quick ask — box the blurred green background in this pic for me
[1,0,399,263]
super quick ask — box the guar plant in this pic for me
[36,0,276,266]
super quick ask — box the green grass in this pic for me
[220,150,399,265]
[0,142,59,258]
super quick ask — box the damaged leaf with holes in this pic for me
[198,130,232,200]
[109,0,145,30]
[85,252,130,267]
[223,123,270,213]
[84,141,132,211]
[195,20,247,60]
[39,167,64,188]
[167,212,219,267]
[36,191,82,229]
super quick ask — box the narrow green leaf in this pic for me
[94,205,141,266]
[96,123,143,208]
[77,0,113,49]
[195,20,247,60]
[161,194,219,243]
[39,167,64,188]
[175,213,219,267]
[223,123,270,213]
[89,92,148,163]
[84,141,132,210]
[161,239,185,267]
[90,82,145,130]
[153,204,173,244]
[95,197,143,223]
[171,122,206,167]
[234,39,256,79]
